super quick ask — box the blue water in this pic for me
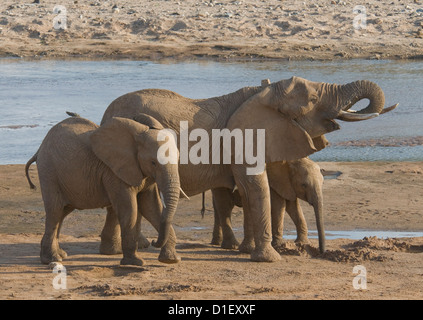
[1,58,423,164]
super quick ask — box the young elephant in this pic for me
[212,157,325,253]
[25,114,182,266]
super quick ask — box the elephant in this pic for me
[210,157,326,254]
[25,113,185,266]
[99,76,398,262]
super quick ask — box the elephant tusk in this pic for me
[179,187,190,200]
[346,103,398,115]
[337,110,379,122]
[159,191,166,208]
[380,103,399,115]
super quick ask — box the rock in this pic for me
[170,21,188,31]
[274,20,291,30]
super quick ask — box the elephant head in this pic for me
[90,115,183,249]
[227,76,398,164]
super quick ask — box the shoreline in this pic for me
[1,0,422,62]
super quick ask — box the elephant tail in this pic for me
[66,111,81,117]
[25,152,38,190]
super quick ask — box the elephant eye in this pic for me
[151,160,157,167]
[310,96,318,104]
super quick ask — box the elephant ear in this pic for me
[90,117,149,187]
[133,113,164,130]
[227,87,317,163]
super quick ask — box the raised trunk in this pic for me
[338,80,385,114]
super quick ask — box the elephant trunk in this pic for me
[313,200,325,254]
[152,171,180,249]
[328,80,387,121]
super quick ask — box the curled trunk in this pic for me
[337,80,385,114]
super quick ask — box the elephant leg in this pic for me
[270,189,286,248]
[137,187,180,264]
[110,190,144,267]
[232,166,281,262]
[286,199,309,244]
[211,188,239,249]
[136,215,150,249]
[238,203,255,254]
[40,201,72,264]
[99,206,122,255]
[211,200,223,246]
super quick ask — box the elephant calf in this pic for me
[25,114,183,266]
[212,157,325,253]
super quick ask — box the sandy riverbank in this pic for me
[0,0,422,61]
[0,162,422,300]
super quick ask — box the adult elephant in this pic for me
[100,76,397,262]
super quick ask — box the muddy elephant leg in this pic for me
[211,188,239,249]
[270,188,286,248]
[137,186,180,264]
[99,206,122,255]
[286,199,309,244]
[232,166,281,262]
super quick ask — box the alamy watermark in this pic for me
[352,265,367,290]
[353,5,367,31]
[156,121,265,176]
[53,5,67,30]
[52,263,67,290]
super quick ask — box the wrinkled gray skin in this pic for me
[100,76,397,262]
[211,158,326,254]
[25,114,182,266]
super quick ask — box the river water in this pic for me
[1,58,423,164]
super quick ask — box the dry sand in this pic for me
[0,0,422,302]
[0,0,422,60]
[0,162,422,300]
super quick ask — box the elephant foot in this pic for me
[158,247,181,264]
[294,236,310,246]
[221,237,239,250]
[238,238,255,254]
[99,237,122,255]
[40,250,63,264]
[251,242,281,262]
[40,245,67,264]
[120,255,145,267]
[58,246,68,259]
[271,238,284,248]
[138,233,150,249]
[211,235,222,246]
